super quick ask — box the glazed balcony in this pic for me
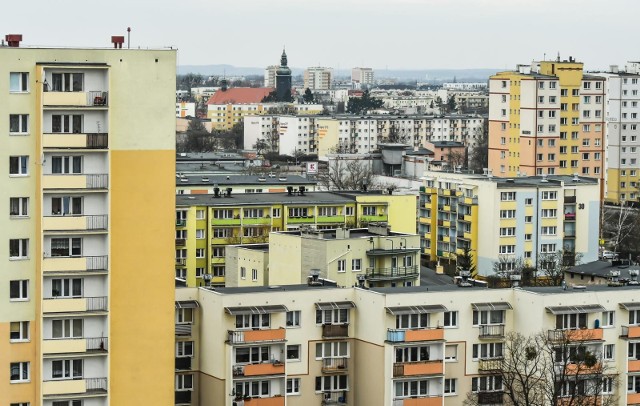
[42,377,107,397]
[43,255,108,273]
[42,296,108,314]
[43,90,108,108]
[175,357,192,371]
[392,396,443,406]
[42,337,108,355]
[365,266,419,282]
[322,357,348,373]
[322,324,349,338]
[393,360,443,377]
[622,326,640,339]
[478,357,503,373]
[477,391,504,405]
[232,362,285,377]
[175,390,192,405]
[228,328,286,344]
[479,324,505,339]
[387,328,444,343]
[43,133,108,149]
[42,174,108,190]
[43,215,108,233]
[547,328,603,342]
[175,238,187,247]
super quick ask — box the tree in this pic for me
[537,250,583,286]
[346,90,383,115]
[468,120,489,173]
[446,96,457,113]
[213,121,244,150]
[492,256,526,279]
[602,205,638,256]
[456,246,476,277]
[317,158,376,190]
[262,90,293,103]
[465,330,619,406]
[303,88,315,103]
[177,120,217,153]
[253,139,269,155]
[435,97,444,115]
[446,150,467,169]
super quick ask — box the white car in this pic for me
[600,250,617,260]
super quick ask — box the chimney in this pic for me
[111,36,125,49]
[5,34,22,47]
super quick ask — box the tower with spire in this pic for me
[275,48,292,102]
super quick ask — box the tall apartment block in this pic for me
[1,35,176,406]
[304,67,333,91]
[418,171,600,274]
[351,68,374,86]
[488,59,606,198]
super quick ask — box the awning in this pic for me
[385,305,448,315]
[315,301,356,311]
[175,300,200,309]
[471,302,512,311]
[224,305,288,315]
[620,303,640,311]
[545,304,605,315]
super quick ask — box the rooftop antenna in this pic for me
[557,52,561,62]
[127,27,131,49]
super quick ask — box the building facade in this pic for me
[2,38,175,406]
[304,67,333,91]
[351,68,374,86]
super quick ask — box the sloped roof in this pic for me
[207,87,274,105]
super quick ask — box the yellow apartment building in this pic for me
[419,170,600,275]
[174,282,640,406]
[1,36,175,406]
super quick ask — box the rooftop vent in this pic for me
[180,178,188,182]
[111,36,125,49]
[308,269,322,286]
[506,178,515,183]
[541,174,548,183]
[572,285,587,290]
[287,186,294,196]
[258,176,266,182]
[279,176,287,181]
[225,187,232,197]
[572,173,580,182]
[201,177,209,182]
[213,187,220,198]
[5,34,22,47]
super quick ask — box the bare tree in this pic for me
[537,250,583,287]
[317,159,376,191]
[446,150,467,169]
[492,256,526,279]
[602,205,638,255]
[468,120,489,173]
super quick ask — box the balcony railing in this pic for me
[365,265,419,281]
[547,328,603,342]
[564,213,576,220]
[42,337,108,354]
[322,357,348,373]
[232,362,285,377]
[87,91,108,106]
[477,391,504,405]
[175,323,193,336]
[42,296,108,313]
[387,328,444,343]
[176,258,187,266]
[86,174,109,189]
[175,356,192,370]
[321,391,348,405]
[322,324,349,338]
[175,238,187,247]
[228,328,286,344]
[87,255,108,271]
[479,325,505,338]
[43,133,108,149]
[622,325,640,338]
[87,296,108,311]
[176,219,187,227]
[478,357,503,373]
[393,360,444,377]
[175,390,192,404]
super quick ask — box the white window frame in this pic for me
[51,359,83,380]
[175,374,194,391]
[337,259,346,273]
[9,114,29,135]
[443,311,458,328]
[9,156,29,176]
[351,258,361,271]
[287,344,301,361]
[176,341,194,357]
[252,269,258,281]
[286,310,301,328]
[195,209,205,219]
[9,280,29,301]
[9,197,29,217]
[444,378,457,395]
[52,319,83,339]
[9,239,29,259]
[10,362,30,383]
[286,378,301,395]
[10,321,30,342]
[602,311,615,328]
[10,72,29,93]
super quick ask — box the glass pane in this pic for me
[73,319,82,337]
[72,73,83,91]
[52,320,62,338]
[52,115,62,132]
[10,115,19,132]
[73,115,82,134]
[10,73,19,91]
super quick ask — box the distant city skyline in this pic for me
[2,0,638,70]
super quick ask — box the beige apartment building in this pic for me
[175,283,640,406]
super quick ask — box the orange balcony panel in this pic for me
[629,326,640,338]
[244,363,285,376]
[403,396,443,406]
[629,359,640,373]
[244,396,285,406]
[243,328,286,342]
[628,392,640,405]
[565,328,603,341]
[399,360,443,376]
[565,362,601,375]
[405,328,444,342]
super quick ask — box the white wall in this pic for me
[42,151,108,174]
[43,110,109,133]
[42,194,108,216]
[43,234,107,257]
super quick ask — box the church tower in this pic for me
[275,48,292,101]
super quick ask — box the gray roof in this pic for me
[566,260,640,280]
[176,174,316,187]
[520,284,640,293]
[207,284,339,294]
[430,141,465,148]
[176,191,356,207]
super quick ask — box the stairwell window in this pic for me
[9,114,29,134]
[9,280,29,301]
[10,362,30,383]
[9,156,29,176]
[10,72,29,92]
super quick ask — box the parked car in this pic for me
[600,250,617,260]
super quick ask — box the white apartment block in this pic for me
[265,65,278,88]
[351,67,374,85]
[443,82,488,91]
[244,115,318,155]
[175,282,640,406]
[305,67,333,90]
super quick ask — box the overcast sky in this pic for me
[2,0,637,70]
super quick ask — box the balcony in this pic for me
[243,217,271,225]
[176,357,192,371]
[42,296,108,314]
[175,238,186,247]
[622,326,640,339]
[286,216,315,224]
[360,214,388,223]
[175,323,193,337]
[477,391,504,405]
[176,219,187,227]
[547,328,603,342]
[42,377,107,397]
[393,360,443,377]
[228,328,286,344]
[365,266,419,282]
[42,337,108,355]
[233,362,285,377]
[564,213,576,221]
[629,360,640,373]
[240,396,285,406]
[43,90,109,108]
[322,324,349,338]
[479,325,505,339]
[321,392,347,405]
[176,258,187,266]
[628,393,640,405]
[387,328,444,343]
[175,390,192,405]
[322,357,348,373]
[393,396,443,406]
[43,215,108,232]
[43,174,108,190]
[43,255,108,273]
[316,215,345,224]
[478,357,503,373]
[43,133,109,149]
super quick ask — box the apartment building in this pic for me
[351,68,374,86]
[176,102,196,118]
[488,59,606,198]
[175,174,318,195]
[174,282,640,406]
[175,191,416,287]
[304,67,333,90]
[264,66,278,88]
[225,225,421,288]
[418,171,600,275]
[1,36,175,406]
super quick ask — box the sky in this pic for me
[2,0,638,71]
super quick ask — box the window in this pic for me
[252,269,258,281]
[286,310,301,327]
[235,380,269,397]
[51,156,82,174]
[212,247,225,257]
[629,310,640,325]
[243,208,264,218]
[213,266,225,277]
[445,344,457,361]
[176,308,194,324]
[52,319,83,338]
[471,376,503,392]
[287,345,301,361]
[541,191,557,200]
[51,359,83,379]
[9,156,29,175]
[51,73,84,92]
[51,278,82,298]
[235,346,270,363]
[316,375,348,392]
[444,378,457,395]
[603,344,614,361]
[9,239,29,259]
[473,310,504,326]
[316,341,349,359]
[345,206,354,216]
[195,209,205,219]
[10,72,29,92]
[403,255,413,267]
[11,403,31,406]
[525,198,533,205]
[10,362,30,383]
[286,378,301,395]
[525,216,532,223]
[498,245,515,254]
[556,313,587,330]
[499,210,516,219]
[9,114,29,134]
[10,321,29,342]
[396,313,428,329]
[195,248,205,258]
[337,259,346,272]
[500,192,516,201]
[472,343,504,359]
[175,341,194,357]
[213,209,233,219]
[288,207,309,217]
[195,229,205,239]
[362,206,377,216]
[541,226,557,236]
[351,258,361,271]
[316,309,349,325]
[318,206,337,216]
[499,227,516,237]
[213,228,231,238]
[51,196,82,215]
[540,243,556,253]
[443,311,458,328]
[10,280,29,301]
[602,311,615,327]
[240,267,246,279]
[175,374,193,391]
[51,114,82,134]
[50,237,82,257]
[272,208,281,218]
[9,197,29,217]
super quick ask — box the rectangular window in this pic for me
[195,209,205,219]
[9,156,29,175]
[9,114,29,134]
[337,259,346,272]
[51,114,82,134]
[50,237,82,257]
[10,72,29,92]
[316,341,349,359]
[473,310,504,326]
[602,311,615,327]
[499,210,516,219]
[10,197,29,217]
[52,319,83,338]
[500,192,516,201]
[243,208,264,218]
[540,243,557,253]
[445,344,457,361]
[10,362,30,382]
[252,269,258,281]
[195,229,205,239]
[603,344,614,361]
[51,196,82,216]
[444,378,457,395]
[240,267,246,279]
[287,344,301,361]
[345,206,354,216]
[176,308,194,324]
[9,280,29,301]
[9,239,29,259]
[471,376,502,392]
[176,341,194,357]
[316,309,349,325]
[10,321,29,342]
[315,375,348,392]
[51,278,82,298]
[286,310,301,327]
[286,378,301,395]
[51,156,82,174]
[195,248,205,258]
[556,313,587,329]
[195,267,205,278]
[51,73,84,92]
[213,209,233,219]
[443,311,458,328]
[351,258,361,271]
[51,359,83,380]
[272,208,281,218]
[362,206,377,216]
[175,374,193,391]
[395,313,428,329]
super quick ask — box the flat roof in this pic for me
[424,172,599,187]
[567,260,640,280]
[520,284,640,294]
[176,191,355,207]
[206,284,339,294]
[176,174,316,187]
[275,228,417,240]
